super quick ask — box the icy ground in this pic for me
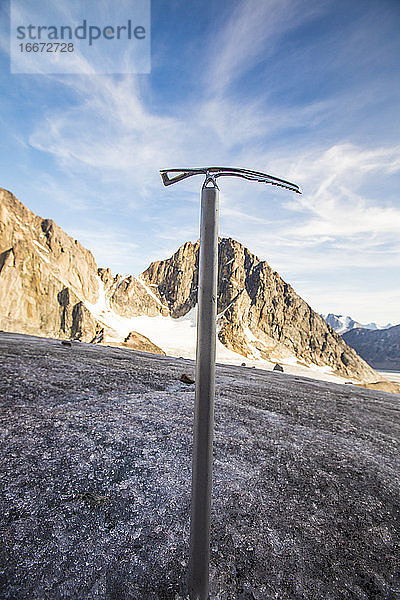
[0,332,399,600]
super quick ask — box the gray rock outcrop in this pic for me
[1,332,399,599]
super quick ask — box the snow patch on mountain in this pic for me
[322,313,392,334]
[136,275,169,309]
[32,240,50,254]
[84,279,344,384]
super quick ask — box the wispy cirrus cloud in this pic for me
[3,0,399,323]
[205,0,328,96]
[282,143,400,238]
[70,226,139,272]
[26,43,400,277]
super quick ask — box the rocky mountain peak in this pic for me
[142,239,200,317]
[0,187,381,381]
[322,313,393,335]
[343,324,400,370]
[98,267,114,290]
[0,188,164,346]
[0,188,102,340]
[142,237,378,381]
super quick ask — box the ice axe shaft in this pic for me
[159,167,301,600]
[188,180,219,600]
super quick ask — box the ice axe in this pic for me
[160,167,301,600]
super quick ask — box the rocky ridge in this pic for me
[343,325,400,371]
[322,313,393,335]
[0,189,100,342]
[0,187,379,381]
[0,189,161,352]
[98,268,167,318]
[142,238,378,382]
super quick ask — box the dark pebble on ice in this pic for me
[180,373,194,384]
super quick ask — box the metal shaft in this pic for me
[188,180,219,600]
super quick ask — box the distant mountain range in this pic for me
[321,313,392,335]
[0,187,379,382]
[343,325,400,371]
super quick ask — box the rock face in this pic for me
[98,268,167,318]
[0,189,100,341]
[0,189,160,343]
[0,187,380,381]
[141,240,199,318]
[142,238,378,381]
[343,325,400,370]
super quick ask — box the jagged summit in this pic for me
[322,313,393,335]
[0,187,378,382]
[142,237,377,381]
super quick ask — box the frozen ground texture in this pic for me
[0,332,399,600]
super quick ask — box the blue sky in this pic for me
[0,0,399,324]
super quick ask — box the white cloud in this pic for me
[280,143,400,238]
[29,76,186,195]
[27,77,400,302]
[16,0,400,325]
